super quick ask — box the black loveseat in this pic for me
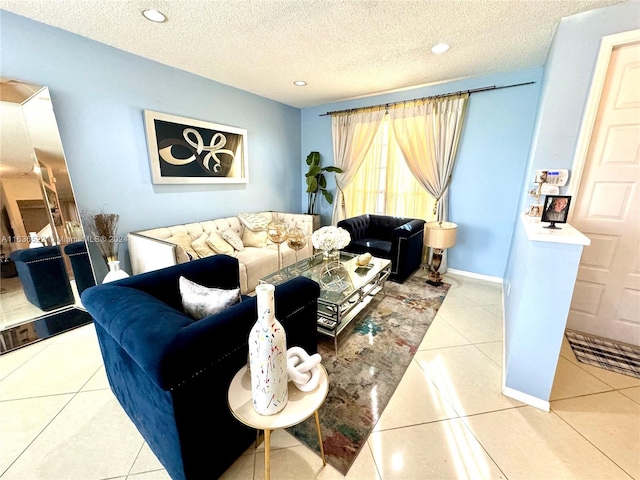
[338,214,425,283]
[81,255,320,479]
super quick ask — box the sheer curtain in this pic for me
[331,109,386,225]
[385,130,436,220]
[344,125,385,217]
[345,118,436,221]
[388,93,469,222]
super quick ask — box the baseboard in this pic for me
[502,386,550,412]
[446,268,503,284]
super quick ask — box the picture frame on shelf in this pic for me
[541,195,572,229]
[527,203,543,217]
[143,110,248,185]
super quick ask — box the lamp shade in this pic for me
[425,221,457,249]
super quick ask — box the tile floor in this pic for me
[1,271,638,479]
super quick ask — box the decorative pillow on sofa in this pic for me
[191,233,217,258]
[166,231,198,260]
[238,212,271,231]
[179,276,240,320]
[206,231,235,255]
[242,228,268,248]
[221,228,244,251]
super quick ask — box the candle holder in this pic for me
[267,219,289,271]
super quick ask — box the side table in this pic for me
[227,364,328,480]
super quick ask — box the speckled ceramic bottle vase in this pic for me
[248,283,288,415]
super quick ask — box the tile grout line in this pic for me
[0,390,78,478]
[0,362,104,478]
[124,441,150,480]
[548,405,636,480]
[457,414,512,480]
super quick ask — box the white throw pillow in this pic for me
[179,276,240,320]
[238,212,271,232]
[221,228,245,251]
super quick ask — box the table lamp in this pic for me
[424,221,457,286]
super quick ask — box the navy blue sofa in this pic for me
[81,255,320,480]
[10,245,74,310]
[337,214,426,283]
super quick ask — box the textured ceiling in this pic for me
[0,0,629,108]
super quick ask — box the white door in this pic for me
[568,39,640,346]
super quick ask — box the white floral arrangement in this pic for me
[311,226,351,252]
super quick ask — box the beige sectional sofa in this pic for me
[128,212,315,294]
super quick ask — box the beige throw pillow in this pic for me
[166,231,198,260]
[206,231,235,255]
[191,233,217,258]
[179,276,240,320]
[242,228,268,248]
[221,228,244,251]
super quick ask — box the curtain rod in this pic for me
[319,81,535,117]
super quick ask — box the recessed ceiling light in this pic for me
[293,81,307,86]
[431,43,450,54]
[142,9,167,23]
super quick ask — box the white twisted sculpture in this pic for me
[286,347,322,392]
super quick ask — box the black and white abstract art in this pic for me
[144,110,248,184]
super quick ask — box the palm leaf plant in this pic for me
[305,151,343,215]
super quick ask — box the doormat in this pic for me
[0,307,93,355]
[287,274,450,475]
[565,329,640,379]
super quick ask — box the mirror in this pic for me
[0,78,95,353]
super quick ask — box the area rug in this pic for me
[0,307,93,354]
[287,274,450,475]
[565,329,640,379]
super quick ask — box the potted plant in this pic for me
[305,151,343,216]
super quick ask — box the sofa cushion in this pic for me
[207,232,235,255]
[179,276,240,320]
[235,248,278,293]
[222,228,244,251]
[349,238,392,260]
[191,233,217,258]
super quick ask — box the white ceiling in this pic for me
[0,0,629,108]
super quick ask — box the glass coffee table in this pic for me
[260,251,391,353]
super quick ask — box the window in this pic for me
[344,116,436,221]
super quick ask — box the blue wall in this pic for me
[0,11,302,279]
[301,69,543,278]
[503,219,586,403]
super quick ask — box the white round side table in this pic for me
[227,364,328,480]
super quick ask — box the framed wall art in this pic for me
[143,110,248,184]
